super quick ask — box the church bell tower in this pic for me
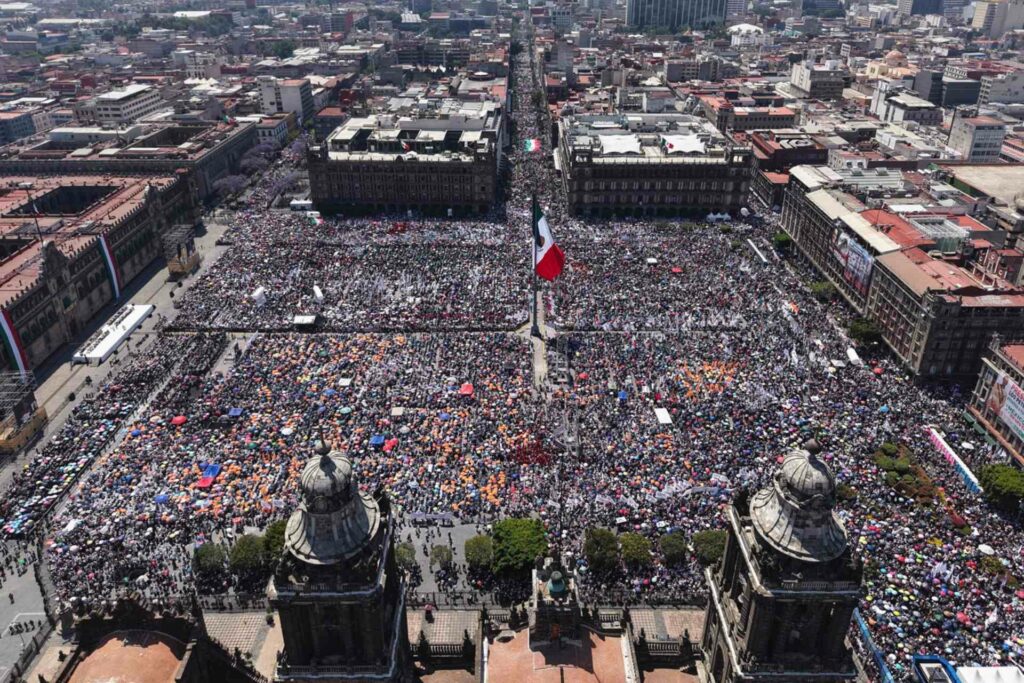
[269,440,412,682]
[702,440,863,683]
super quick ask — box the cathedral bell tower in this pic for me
[701,440,863,683]
[269,440,412,682]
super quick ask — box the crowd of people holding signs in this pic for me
[0,21,1020,683]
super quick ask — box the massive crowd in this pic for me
[0,24,1019,682]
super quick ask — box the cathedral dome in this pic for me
[884,49,906,64]
[284,440,382,566]
[778,442,836,506]
[299,445,355,510]
[750,441,848,564]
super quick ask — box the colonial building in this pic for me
[0,122,257,200]
[308,103,504,215]
[968,337,1024,466]
[0,175,198,374]
[782,165,1024,384]
[269,439,412,682]
[702,441,863,683]
[557,114,754,217]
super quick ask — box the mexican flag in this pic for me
[533,199,564,282]
[523,138,542,153]
[98,234,122,299]
[0,308,29,380]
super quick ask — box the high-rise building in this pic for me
[972,0,1024,36]
[726,0,747,17]
[897,0,941,15]
[702,441,862,683]
[92,84,165,124]
[948,114,1007,162]
[943,0,969,19]
[269,439,412,681]
[625,0,727,29]
[979,69,1024,104]
[258,76,315,125]
[789,60,847,100]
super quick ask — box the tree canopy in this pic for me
[193,543,226,577]
[980,464,1024,513]
[464,535,494,571]
[230,534,267,578]
[395,541,417,570]
[492,518,548,576]
[263,519,287,565]
[848,317,882,346]
[659,530,689,566]
[620,532,653,568]
[692,529,728,566]
[430,544,453,568]
[584,527,619,573]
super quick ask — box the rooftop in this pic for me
[486,629,626,683]
[0,121,253,164]
[68,631,185,683]
[1001,344,1024,374]
[0,175,178,308]
[96,83,154,101]
[562,114,747,163]
[939,164,1024,205]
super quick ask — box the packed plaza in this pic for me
[4,3,1024,683]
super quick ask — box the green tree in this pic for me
[980,464,1024,513]
[464,535,494,571]
[620,533,653,568]
[772,231,792,253]
[809,280,836,302]
[692,530,727,566]
[193,543,226,578]
[430,544,453,568]
[229,534,267,577]
[263,520,287,564]
[271,39,296,59]
[836,483,858,501]
[659,531,689,567]
[848,317,882,345]
[584,527,619,573]
[395,541,417,570]
[492,518,548,576]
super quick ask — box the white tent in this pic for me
[957,667,1024,683]
[662,134,706,154]
[599,134,642,156]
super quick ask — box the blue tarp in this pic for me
[154,494,170,504]
[854,609,896,683]
[369,435,386,447]
[228,407,243,417]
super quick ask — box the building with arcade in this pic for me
[308,101,505,216]
[556,114,754,217]
[0,174,198,375]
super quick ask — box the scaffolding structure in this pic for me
[0,371,45,454]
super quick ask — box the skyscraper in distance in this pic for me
[626,0,727,29]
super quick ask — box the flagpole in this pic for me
[530,193,541,339]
